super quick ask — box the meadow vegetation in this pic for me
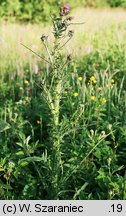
[0,6,126,199]
[0,0,126,23]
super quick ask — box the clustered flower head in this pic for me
[50,3,75,39]
[19,87,23,91]
[78,77,83,81]
[90,95,96,101]
[24,80,29,85]
[101,98,107,104]
[90,76,97,84]
[73,92,78,97]
[111,79,115,84]
[60,4,70,16]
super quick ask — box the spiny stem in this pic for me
[43,41,53,64]
[58,37,72,49]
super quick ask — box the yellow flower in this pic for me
[78,77,83,81]
[90,76,97,84]
[98,87,102,91]
[24,80,29,85]
[106,84,109,89]
[91,87,94,92]
[19,87,23,90]
[37,120,41,124]
[90,96,96,101]
[73,92,78,97]
[111,79,115,84]
[101,98,107,103]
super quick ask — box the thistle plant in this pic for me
[41,4,74,198]
[22,4,85,199]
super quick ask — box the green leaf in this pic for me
[16,142,23,147]
[19,131,25,141]
[16,151,24,156]
[73,182,89,199]
[18,161,29,167]
[0,182,12,190]
[21,156,44,162]
[0,121,11,132]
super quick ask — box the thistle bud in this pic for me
[68,30,74,37]
[67,54,72,61]
[66,16,74,21]
[41,34,47,42]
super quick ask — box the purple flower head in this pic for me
[85,44,92,54]
[60,4,70,16]
[26,86,32,93]
[34,64,38,75]
[64,4,70,12]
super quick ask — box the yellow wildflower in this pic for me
[78,77,83,81]
[73,92,78,97]
[106,84,109,89]
[37,120,41,124]
[19,87,23,90]
[111,79,115,84]
[101,98,107,103]
[91,87,94,92]
[24,80,29,85]
[90,76,97,84]
[98,87,102,91]
[90,96,96,101]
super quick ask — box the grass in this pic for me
[1,8,126,68]
[0,8,126,200]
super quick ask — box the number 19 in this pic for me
[111,204,122,213]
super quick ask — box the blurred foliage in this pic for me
[0,0,126,23]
